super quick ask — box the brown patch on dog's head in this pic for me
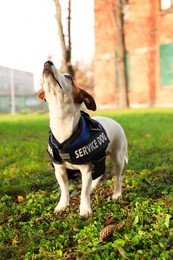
[38,91,46,101]
[72,81,96,111]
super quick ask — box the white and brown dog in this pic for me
[39,60,128,217]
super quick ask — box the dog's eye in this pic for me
[64,74,73,81]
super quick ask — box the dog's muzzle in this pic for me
[43,60,54,75]
[43,60,62,89]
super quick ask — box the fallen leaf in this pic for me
[117,246,125,256]
[12,234,19,245]
[18,195,24,203]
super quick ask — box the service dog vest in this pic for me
[47,111,110,180]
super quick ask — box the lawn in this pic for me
[0,109,173,259]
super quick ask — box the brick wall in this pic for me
[94,0,118,106]
[94,0,173,107]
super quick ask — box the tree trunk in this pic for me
[115,0,129,108]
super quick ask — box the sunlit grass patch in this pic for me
[0,109,173,259]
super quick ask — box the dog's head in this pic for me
[38,61,96,111]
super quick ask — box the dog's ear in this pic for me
[78,89,97,111]
[38,91,46,101]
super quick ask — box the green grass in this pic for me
[0,109,173,259]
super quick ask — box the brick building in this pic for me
[94,0,173,107]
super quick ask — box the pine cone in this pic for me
[99,224,117,242]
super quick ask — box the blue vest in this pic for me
[47,111,110,180]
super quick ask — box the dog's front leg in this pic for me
[54,164,69,213]
[80,165,93,217]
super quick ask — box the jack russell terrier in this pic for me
[38,60,128,217]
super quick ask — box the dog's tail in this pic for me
[124,142,128,164]
[124,154,128,164]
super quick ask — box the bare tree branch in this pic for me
[53,0,68,72]
[53,0,74,75]
[67,0,74,75]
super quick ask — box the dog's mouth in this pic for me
[43,61,62,89]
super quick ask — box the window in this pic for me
[160,0,173,11]
[3,82,9,90]
[160,43,173,86]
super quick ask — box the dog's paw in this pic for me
[112,192,122,200]
[80,206,92,217]
[54,203,67,213]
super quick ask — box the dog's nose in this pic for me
[44,60,54,67]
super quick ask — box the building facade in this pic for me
[94,0,173,107]
[0,66,36,112]
[0,66,34,95]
